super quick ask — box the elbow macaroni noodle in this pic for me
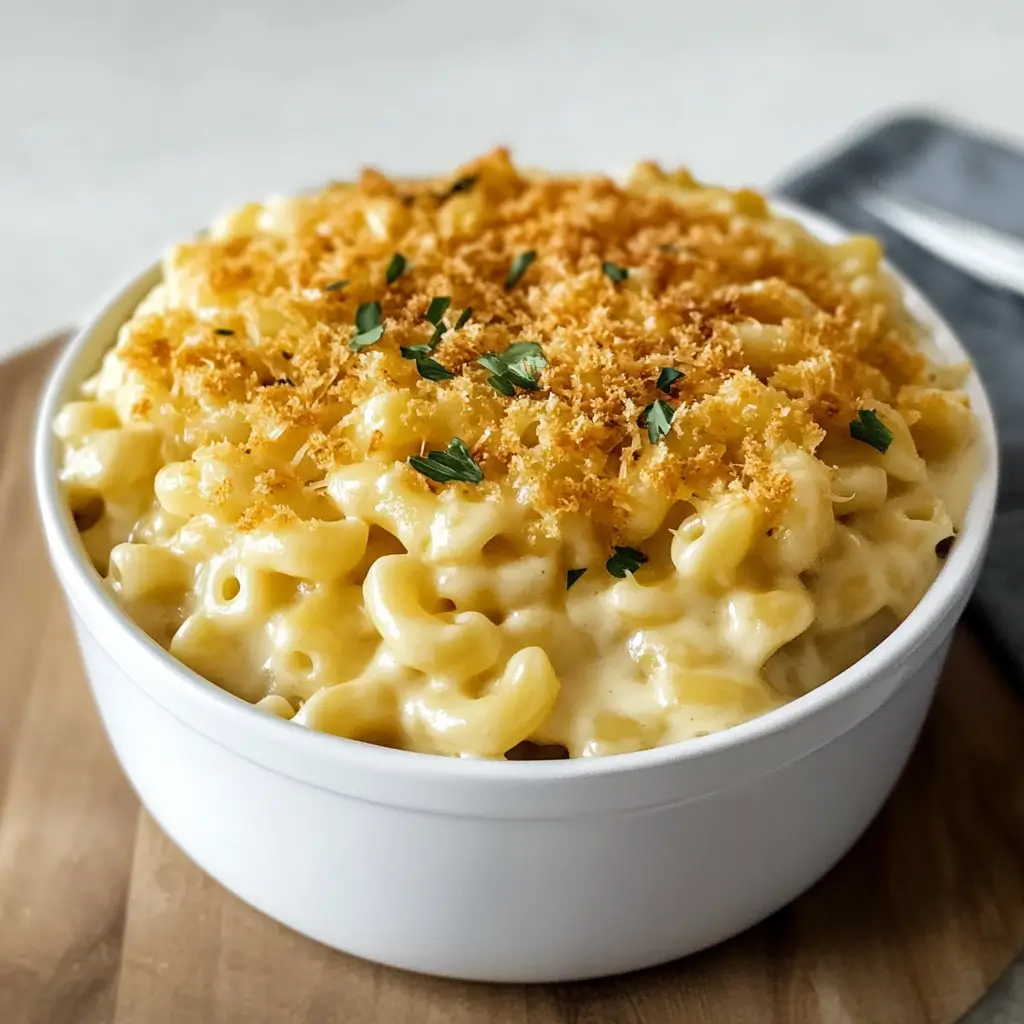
[55,151,978,758]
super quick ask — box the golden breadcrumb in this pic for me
[110,148,936,538]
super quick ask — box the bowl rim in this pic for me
[33,197,1000,784]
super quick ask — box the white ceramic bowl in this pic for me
[35,203,998,983]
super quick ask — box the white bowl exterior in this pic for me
[70,604,951,982]
[35,198,1000,981]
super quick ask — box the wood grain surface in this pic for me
[2,339,1024,1024]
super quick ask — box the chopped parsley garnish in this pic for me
[505,250,537,290]
[640,399,675,443]
[602,261,629,283]
[385,253,407,285]
[566,568,587,590]
[477,341,547,395]
[606,546,648,578]
[356,300,381,332]
[454,306,473,330]
[425,296,451,326]
[400,344,433,359]
[409,437,483,484]
[849,409,894,453]
[214,328,235,336]
[350,301,384,350]
[323,279,348,292]
[487,374,516,397]
[438,175,477,202]
[412,355,455,382]
[656,367,684,393]
[406,298,454,351]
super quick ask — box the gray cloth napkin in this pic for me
[776,114,1024,676]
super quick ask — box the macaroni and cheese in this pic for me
[55,150,977,758]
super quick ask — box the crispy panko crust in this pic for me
[112,148,931,537]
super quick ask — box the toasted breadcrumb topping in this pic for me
[108,148,938,538]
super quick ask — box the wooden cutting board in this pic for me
[2,338,1024,1024]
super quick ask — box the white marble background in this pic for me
[3,0,1024,357]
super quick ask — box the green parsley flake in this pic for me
[656,367,684,392]
[454,307,473,330]
[601,261,629,283]
[425,297,451,325]
[487,375,516,397]
[385,253,407,285]
[566,568,587,590]
[477,341,547,395]
[399,344,433,359]
[429,320,449,346]
[409,437,483,484]
[323,279,348,292]
[408,297,452,353]
[413,356,455,382]
[849,409,894,453]
[640,399,675,443]
[350,325,384,349]
[350,301,384,351]
[356,301,381,332]
[505,250,537,289]
[606,546,648,578]
[400,342,452,379]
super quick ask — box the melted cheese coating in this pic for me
[55,150,977,758]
